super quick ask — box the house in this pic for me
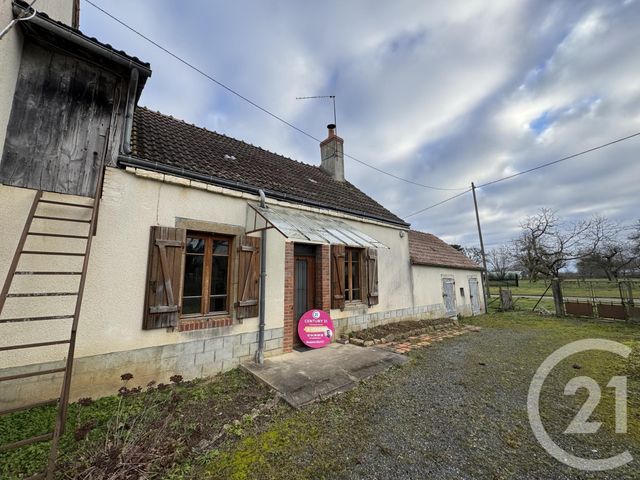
[0,0,485,409]
[408,231,485,317]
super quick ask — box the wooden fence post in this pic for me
[551,278,564,317]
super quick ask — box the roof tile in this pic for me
[131,107,407,226]
[408,230,482,271]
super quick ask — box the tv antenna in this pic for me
[296,95,337,131]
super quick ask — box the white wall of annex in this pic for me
[411,265,485,317]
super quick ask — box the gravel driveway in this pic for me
[203,313,640,480]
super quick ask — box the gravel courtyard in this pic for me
[203,313,640,480]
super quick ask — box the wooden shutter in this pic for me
[236,235,260,319]
[331,244,346,310]
[366,247,379,306]
[143,226,186,329]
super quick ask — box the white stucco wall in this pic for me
[329,219,412,321]
[0,163,485,376]
[411,265,484,317]
[0,0,75,157]
[0,168,288,368]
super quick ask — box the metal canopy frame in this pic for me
[247,204,388,249]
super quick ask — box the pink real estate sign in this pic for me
[297,309,335,348]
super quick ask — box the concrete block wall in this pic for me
[0,326,284,410]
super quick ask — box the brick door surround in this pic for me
[283,242,331,352]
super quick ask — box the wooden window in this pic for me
[344,248,363,302]
[182,233,232,316]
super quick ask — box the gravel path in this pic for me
[342,322,639,480]
[204,315,640,480]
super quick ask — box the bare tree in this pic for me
[487,245,512,280]
[578,218,639,280]
[461,246,483,265]
[512,209,604,278]
[631,219,640,255]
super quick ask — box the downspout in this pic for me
[255,189,268,365]
[122,68,139,155]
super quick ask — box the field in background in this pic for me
[489,278,640,301]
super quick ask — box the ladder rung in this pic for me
[0,367,66,382]
[0,315,74,324]
[7,292,78,297]
[0,339,70,352]
[39,199,93,209]
[32,215,90,223]
[0,398,58,416]
[0,432,53,452]
[21,251,85,256]
[15,271,82,275]
[28,232,89,239]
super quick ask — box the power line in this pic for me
[404,189,472,219]
[477,131,640,188]
[404,131,640,219]
[82,0,465,192]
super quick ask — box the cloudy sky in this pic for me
[80,0,640,249]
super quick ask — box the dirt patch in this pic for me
[350,317,456,342]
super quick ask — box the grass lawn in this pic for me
[2,311,640,478]
[489,279,640,300]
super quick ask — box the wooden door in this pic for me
[469,278,481,315]
[442,278,457,317]
[293,254,316,347]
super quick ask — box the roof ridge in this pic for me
[135,105,324,171]
[132,106,408,226]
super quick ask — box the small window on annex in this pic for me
[182,233,231,316]
[344,247,362,302]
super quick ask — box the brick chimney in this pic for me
[320,124,344,182]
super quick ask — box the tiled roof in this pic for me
[131,107,408,226]
[408,230,483,271]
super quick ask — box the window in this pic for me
[182,233,231,316]
[460,287,465,297]
[344,247,362,302]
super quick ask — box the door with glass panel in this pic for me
[293,244,316,347]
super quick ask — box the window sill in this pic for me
[177,316,233,332]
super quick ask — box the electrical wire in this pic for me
[82,0,466,192]
[477,131,640,189]
[404,189,472,219]
[0,0,38,41]
[404,131,640,219]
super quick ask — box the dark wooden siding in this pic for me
[0,41,119,197]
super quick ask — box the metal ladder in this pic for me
[0,180,102,478]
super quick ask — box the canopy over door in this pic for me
[247,204,389,249]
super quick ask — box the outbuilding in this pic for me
[408,230,485,317]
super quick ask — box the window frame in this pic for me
[344,247,364,303]
[181,232,233,318]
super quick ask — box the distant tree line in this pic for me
[452,210,640,281]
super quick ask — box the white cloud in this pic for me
[79,0,640,249]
